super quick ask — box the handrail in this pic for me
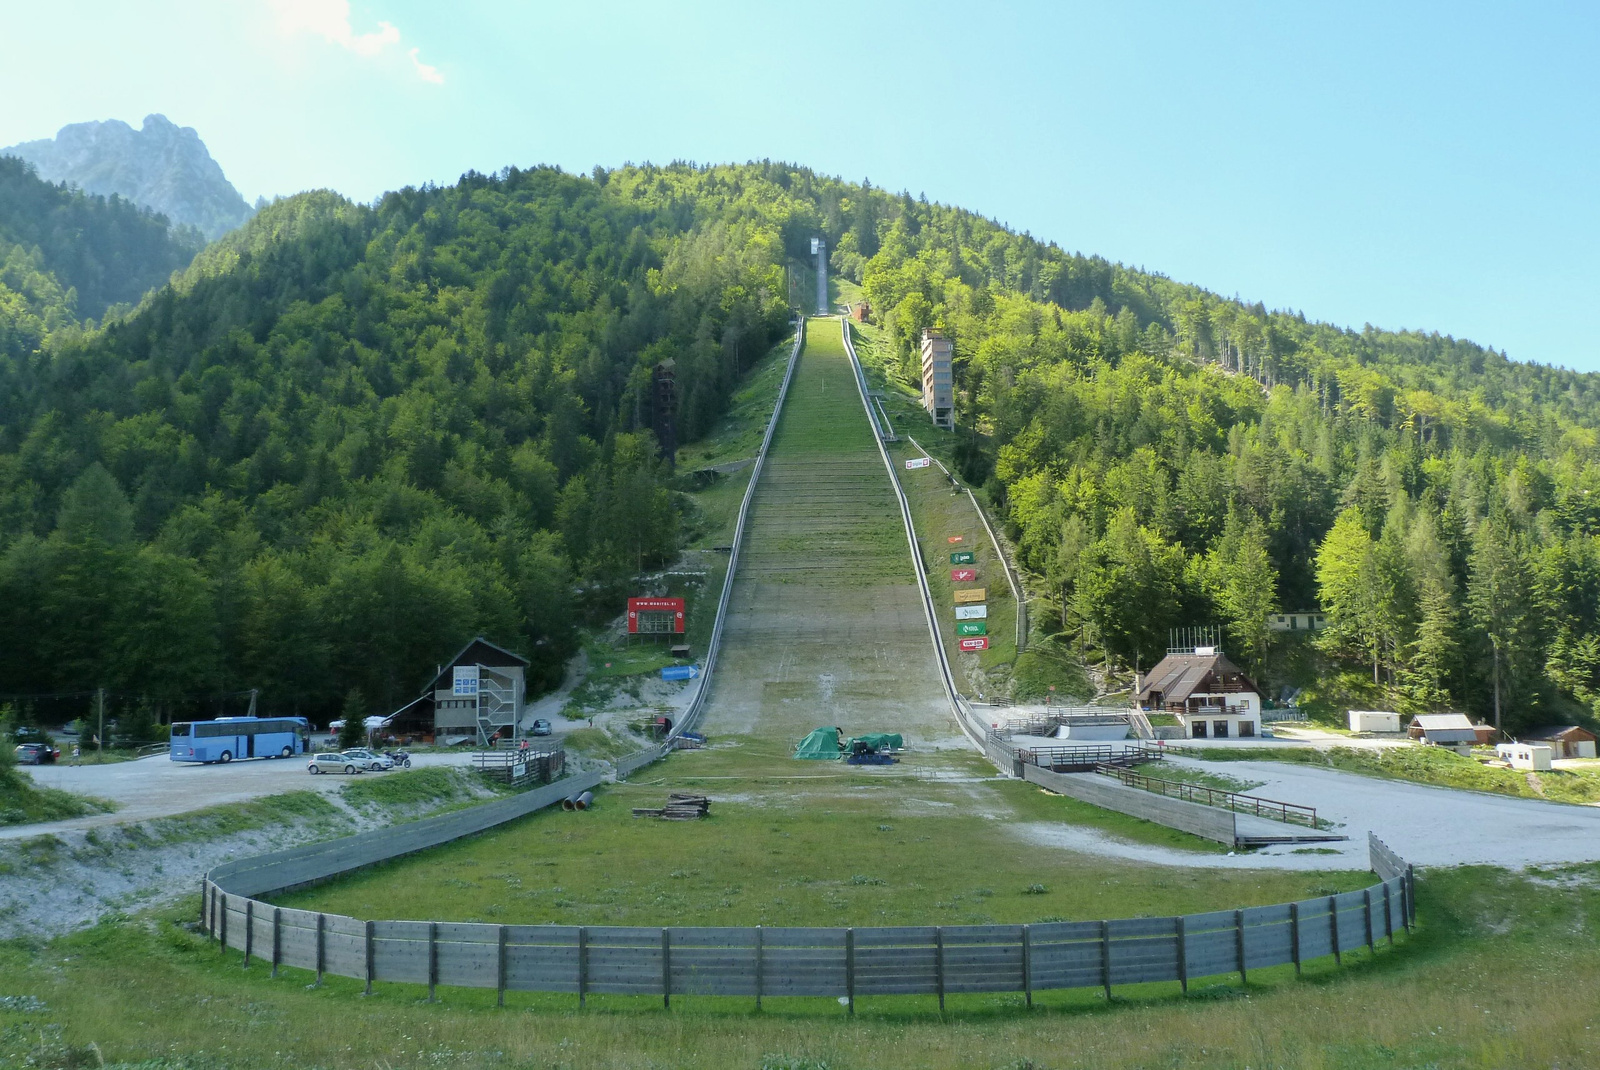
[1096,764,1319,828]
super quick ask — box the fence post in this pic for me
[1021,925,1033,1008]
[1383,882,1395,945]
[497,925,508,1008]
[577,927,588,1009]
[1406,864,1417,927]
[845,928,856,1016]
[1175,916,1188,993]
[218,893,228,955]
[271,907,281,979]
[1281,900,1299,977]
[934,926,945,1012]
[315,913,325,986]
[1100,920,1112,1001]
[1363,889,1375,953]
[200,878,208,932]
[243,899,253,967]
[754,926,763,1011]
[363,921,375,995]
[661,928,672,1010]
[1328,895,1341,965]
[426,922,438,1003]
[1234,909,1247,985]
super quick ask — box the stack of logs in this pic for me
[632,792,710,821]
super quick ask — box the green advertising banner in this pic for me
[951,551,975,564]
[956,621,987,636]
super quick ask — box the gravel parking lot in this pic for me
[6,750,475,841]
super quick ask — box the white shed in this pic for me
[1348,710,1401,734]
[1496,743,1553,771]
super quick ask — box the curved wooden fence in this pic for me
[202,817,1414,1010]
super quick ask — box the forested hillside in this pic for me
[0,156,202,354]
[1,158,1596,731]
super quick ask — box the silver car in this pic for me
[343,748,394,770]
[307,751,368,774]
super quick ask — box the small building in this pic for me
[1518,725,1598,759]
[1348,710,1402,734]
[1496,742,1553,771]
[920,329,954,430]
[1408,713,1479,750]
[1136,648,1262,740]
[850,301,870,322]
[385,637,529,747]
[1267,611,1327,632]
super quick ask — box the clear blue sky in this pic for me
[4,1,1597,370]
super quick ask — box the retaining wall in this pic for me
[1023,765,1239,845]
[204,834,1414,1008]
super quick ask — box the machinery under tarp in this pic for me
[794,727,843,759]
[851,733,903,752]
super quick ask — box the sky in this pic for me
[3,0,1597,370]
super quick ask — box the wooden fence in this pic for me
[202,833,1414,1010]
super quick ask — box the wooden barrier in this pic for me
[203,831,1415,1010]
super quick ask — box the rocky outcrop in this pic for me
[4,114,252,240]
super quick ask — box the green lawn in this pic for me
[0,767,115,826]
[1191,744,1600,803]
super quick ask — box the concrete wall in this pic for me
[1023,765,1238,845]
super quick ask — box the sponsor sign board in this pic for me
[951,568,977,581]
[953,588,987,604]
[947,536,964,544]
[660,664,700,681]
[956,621,987,636]
[954,604,988,620]
[958,636,990,652]
[512,762,528,779]
[905,457,932,470]
[627,596,686,634]
[950,551,975,564]
[452,666,479,697]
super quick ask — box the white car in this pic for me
[307,752,369,775]
[343,748,394,770]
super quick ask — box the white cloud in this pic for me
[270,0,442,83]
[409,47,444,85]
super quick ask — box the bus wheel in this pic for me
[219,751,232,763]
[280,746,292,758]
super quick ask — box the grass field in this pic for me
[1192,744,1600,803]
[4,865,1599,1069]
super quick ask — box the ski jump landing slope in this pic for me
[700,319,953,744]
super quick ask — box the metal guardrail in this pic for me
[1014,741,1165,771]
[1097,765,1319,828]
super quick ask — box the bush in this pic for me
[337,690,367,750]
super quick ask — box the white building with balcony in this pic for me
[1136,648,1262,739]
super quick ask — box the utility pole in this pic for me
[247,689,258,718]
[96,688,104,757]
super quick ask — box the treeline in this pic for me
[5,157,1598,730]
[0,164,794,721]
[818,179,1600,728]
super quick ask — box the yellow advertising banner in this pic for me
[953,588,987,604]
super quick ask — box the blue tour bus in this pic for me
[170,716,312,763]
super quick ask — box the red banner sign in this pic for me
[951,568,976,582]
[627,597,685,634]
[958,637,990,651]
[947,535,964,544]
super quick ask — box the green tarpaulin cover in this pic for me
[851,733,904,752]
[794,727,842,760]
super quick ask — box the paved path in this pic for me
[6,751,474,841]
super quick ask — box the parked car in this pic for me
[343,748,394,770]
[15,742,60,765]
[530,719,553,736]
[307,751,369,775]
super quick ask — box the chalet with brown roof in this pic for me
[1136,649,1262,739]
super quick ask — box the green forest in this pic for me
[2,155,1597,733]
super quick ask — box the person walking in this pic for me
[71,743,80,766]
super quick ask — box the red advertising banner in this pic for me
[958,636,990,651]
[951,568,977,581]
[627,597,686,634]
[947,535,964,544]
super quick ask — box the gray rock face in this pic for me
[5,114,252,240]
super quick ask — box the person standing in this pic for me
[71,743,80,765]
